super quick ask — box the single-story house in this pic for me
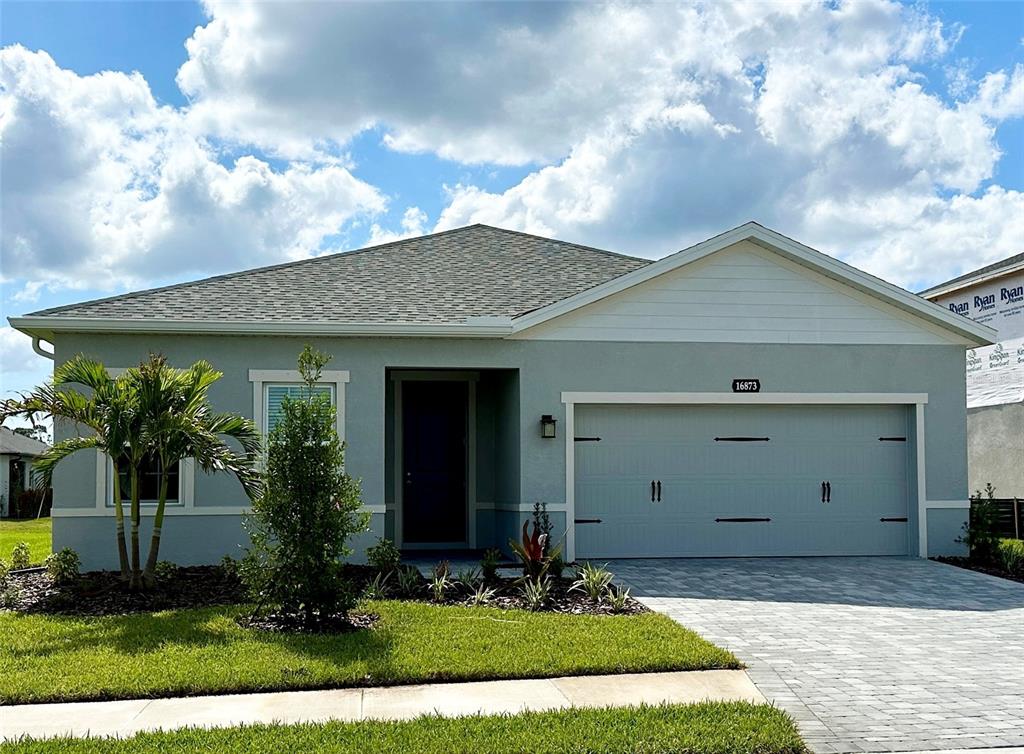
[10,222,995,569]
[0,426,50,518]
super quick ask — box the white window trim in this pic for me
[560,391,931,563]
[95,452,195,512]
[249,369,350,441]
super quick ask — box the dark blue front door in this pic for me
[402,380,468,544]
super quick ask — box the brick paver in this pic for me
[610,557,1024,754]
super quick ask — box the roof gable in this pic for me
[513,239,974,345]
[511,222,995,346]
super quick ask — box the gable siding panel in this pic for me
[516,242,956,345]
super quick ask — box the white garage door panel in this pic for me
[575,404,910,558]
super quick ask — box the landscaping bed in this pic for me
[6,565,246,616]
[0,599,737,705]
[3,562,647,618]
[931,555,1024,584]
[1,702,806,754]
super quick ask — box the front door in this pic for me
[402,380,468,545]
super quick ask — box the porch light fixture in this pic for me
[540,414,557,439]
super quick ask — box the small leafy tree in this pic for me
[243,345,369,628]
[958,483,1001,564]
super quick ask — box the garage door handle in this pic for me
[825,481,831,503]
[656,480,661,502]
[880,517,908,522]
[575,518,602,524]
[821,481,826,503]
[651,480,656,502]
[716,517,771,523]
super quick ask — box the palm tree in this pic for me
[1,357,138,579]
[131,356,262,588]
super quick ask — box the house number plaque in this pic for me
[731,379,761,393]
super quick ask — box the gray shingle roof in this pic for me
[0,427,49,456]
[919,251,1024,297]
[29,225,650,323]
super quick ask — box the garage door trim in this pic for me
[561,392,929,562]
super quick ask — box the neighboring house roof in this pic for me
[0,427,49,457]
[919,252,1024,299]
[24,225,649,324]
[9,221,995,345]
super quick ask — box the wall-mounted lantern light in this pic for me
[540,414,557,439]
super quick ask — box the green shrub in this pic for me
[366,538,401,572]
[10,542,31,570]
[997,538,1024,577]
[571,562,614,603]
[242,345,369,628]
[44,547,80,584]
[220,555,239,579]
[480,548,501,581]
[0,558,9,587]
[154,561,179,582]
[958,483,1001,564]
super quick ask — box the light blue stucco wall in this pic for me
[48,334,969,569]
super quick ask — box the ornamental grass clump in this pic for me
[242,345,369,629]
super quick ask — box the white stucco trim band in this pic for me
[925,500,971,509]
[560,391,930,562]
[54,503,387,517]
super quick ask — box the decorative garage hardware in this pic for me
[657,480,661,502]
[540,414,557,439]
[714,436,770,442]
[879,436,907,441]
[880,517,908,522]
[649,480,663,502]
[715,517,771,523]
[820,481,832,503]
[574,518,602,524]
[574,436,602,442]
[731,379,761,392]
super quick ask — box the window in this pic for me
[264,383,335,434]
[107,453,180,506]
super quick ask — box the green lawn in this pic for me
[1,703,805,754]
[0,600,738,705]
[0,517,51,566]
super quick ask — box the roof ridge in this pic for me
[27,224,648,317]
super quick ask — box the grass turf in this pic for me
[0,518,51,567]
[0,600,738,704]
[0,702,806,754]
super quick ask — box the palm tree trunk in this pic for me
[142,469,171,587]
[111,460,130,580]
[129,468,142,591]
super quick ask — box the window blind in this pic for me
[265,384,334,433]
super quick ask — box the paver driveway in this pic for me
[610,557,1024,754]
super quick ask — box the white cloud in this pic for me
[0,46,387,293]
[367,207,429,246]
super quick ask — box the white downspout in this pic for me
[31,336,55,360]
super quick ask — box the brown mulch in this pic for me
[242,611,378,634]
[4,565,246,616]
[931,556,1024,584]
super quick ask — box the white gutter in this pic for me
[8,316,514,339]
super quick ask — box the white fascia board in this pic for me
[511,222,997,346]
[920,258,1024,299]
[7,316,514,339]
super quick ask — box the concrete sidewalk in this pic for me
[1,670,761,741]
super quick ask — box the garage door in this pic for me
[574,404,910,558]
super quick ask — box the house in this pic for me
[9,222,995,569]
[0,426,50,518]
[920,252,1024,499]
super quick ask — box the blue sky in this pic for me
[1,0,1022,402]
